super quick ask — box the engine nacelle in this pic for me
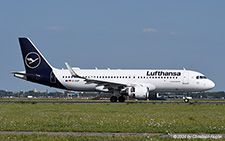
[126,86,149,99]
[95,85,109,92]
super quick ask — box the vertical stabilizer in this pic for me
[19,38,52,74]
[18,38,55,87]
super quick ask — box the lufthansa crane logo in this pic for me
[25,52,41,69]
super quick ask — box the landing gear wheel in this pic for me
[118,96,125,102]
[110,96,117,102]
[184,99,189,103]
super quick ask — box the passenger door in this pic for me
[182,72,189,84]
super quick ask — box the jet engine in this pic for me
[126,86,149,99]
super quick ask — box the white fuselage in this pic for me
[53,68,215,93]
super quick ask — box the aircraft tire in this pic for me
[110,96,117,102]
[118,96,125,102]
[184,99,189,103]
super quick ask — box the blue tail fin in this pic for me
[18,38,66,89]
[19,38,52,74]
[19,38,54,86]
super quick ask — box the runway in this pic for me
[0,131,224,139]
[0,100,224,104]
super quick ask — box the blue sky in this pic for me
[0,1,225,92]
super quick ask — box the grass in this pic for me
[0,103,224,133]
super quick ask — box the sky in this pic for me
[0,1,225,92]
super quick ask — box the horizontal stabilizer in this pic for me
[11,71,27,80]
[11,71,41,80]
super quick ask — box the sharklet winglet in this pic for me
[65,62,83,78]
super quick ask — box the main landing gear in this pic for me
[110,96,117,102]
[110,96,125,102]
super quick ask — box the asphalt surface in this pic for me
[0,131,224,139]
[0,100,224,104]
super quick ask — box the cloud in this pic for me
[170,31,184,37]
[45,26,66,31]
[170,31,177,35]
[142,28,158,33]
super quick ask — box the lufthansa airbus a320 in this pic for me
[12,38,215,103]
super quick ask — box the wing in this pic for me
[65,62,127,90]
[65,62,156,92]
[84,78,127,90]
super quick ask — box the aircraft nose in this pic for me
[208,80,215,89]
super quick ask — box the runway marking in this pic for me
[0,131,224,139]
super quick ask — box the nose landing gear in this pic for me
[183,93,192,103]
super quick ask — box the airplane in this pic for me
[12,38,215,103]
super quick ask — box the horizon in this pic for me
[1,1,225,92]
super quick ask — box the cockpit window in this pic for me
[196,76,207,79]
